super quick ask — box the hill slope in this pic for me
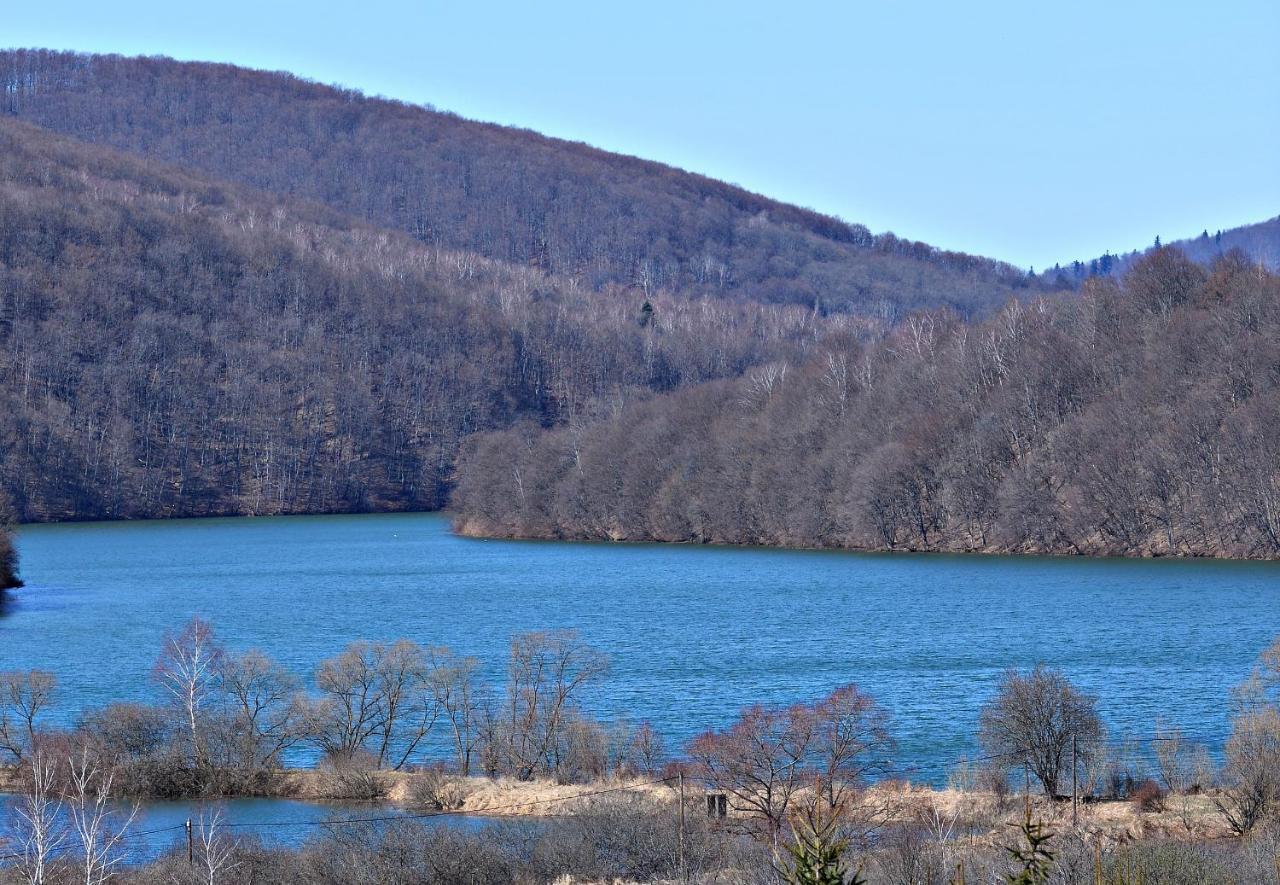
[1045,215,1280,285]
[0,117,837,521]
[454,248,1280,559]
[2,49,1044,319]
[1166,217,1280,268]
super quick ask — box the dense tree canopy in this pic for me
[0,119,845,521]
[1,49,1048,319]
[454,250,1280,559]
[1,51,1276,565]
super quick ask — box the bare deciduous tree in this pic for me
[1215,706,1280,836]
[154,617,224,769]
[978,665,1104,799]
[1215,637,1280,835]
[0,670,56,762]
[217,649,306,775]
[196,805,240,885]
[808,684,894,808]
[65,747,138,885]
[628,721,667,775]
[311,640,442,770]
[689,685,894,846]
[426,647,487,776]
[6,752,67,885]
[689,703,810,842]
[504,630,608,780]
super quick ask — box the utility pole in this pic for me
[1023,758,1031,823]
[186,817,193,867]
[1072,735,1079,828]
[678,771,686,883]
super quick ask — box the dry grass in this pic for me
[0,763,1239,841]
[861,781,1234,846]
[281,768,674,816]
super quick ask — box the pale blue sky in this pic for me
[5,1,1278,268]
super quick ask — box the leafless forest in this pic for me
[0,50,1048,318]
[454,250,1280,558]
[0,50,1277,573]
[0,118,847,522]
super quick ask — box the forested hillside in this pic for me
[1041,216,1280,287]
[1,49,1047,319]
[0,118,846,522]
[454,249,1280,558]
[1,49,1275,561]
[1162,218,1280,269]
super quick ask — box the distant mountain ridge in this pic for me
[2,48,1046,319]
[1164,216,1280,268]
[1041,215,1280,285]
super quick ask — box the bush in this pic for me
[1102,842,1236,885]
[313,752,386,801]
[1130,779,1167,813]
[556,715,609,784]
[529,794,728,882]
[1215,707,1280,836]
[978,762,1013,810]
[407,764,467,811]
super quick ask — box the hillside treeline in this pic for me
[1044,216,1280,289]
[1,49,1047,318]
[0,119,845,521]
[454,248,1280,558]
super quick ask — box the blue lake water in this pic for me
[3,512,1278,789]
[0,794,491,862]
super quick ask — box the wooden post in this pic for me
[1072,734,1079,828]
[1023,758,1031,823]
[186,817,193,866]
[678,771,686,882]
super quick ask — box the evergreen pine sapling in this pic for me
[1004,818,1055,885]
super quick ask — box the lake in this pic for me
[3,512,1278,785]
[0,793,496,863]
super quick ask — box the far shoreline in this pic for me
[12,509,1280,565]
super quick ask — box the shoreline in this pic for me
[450,516,1280,564]
[0,766,1238,843]
[12,509,1280,564]
[0,767,674,819]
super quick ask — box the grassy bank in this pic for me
[0,764,1238,843]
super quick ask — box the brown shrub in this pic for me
[313,752,386,801]
[406,764,466,810]
[1131,779,1167,813]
